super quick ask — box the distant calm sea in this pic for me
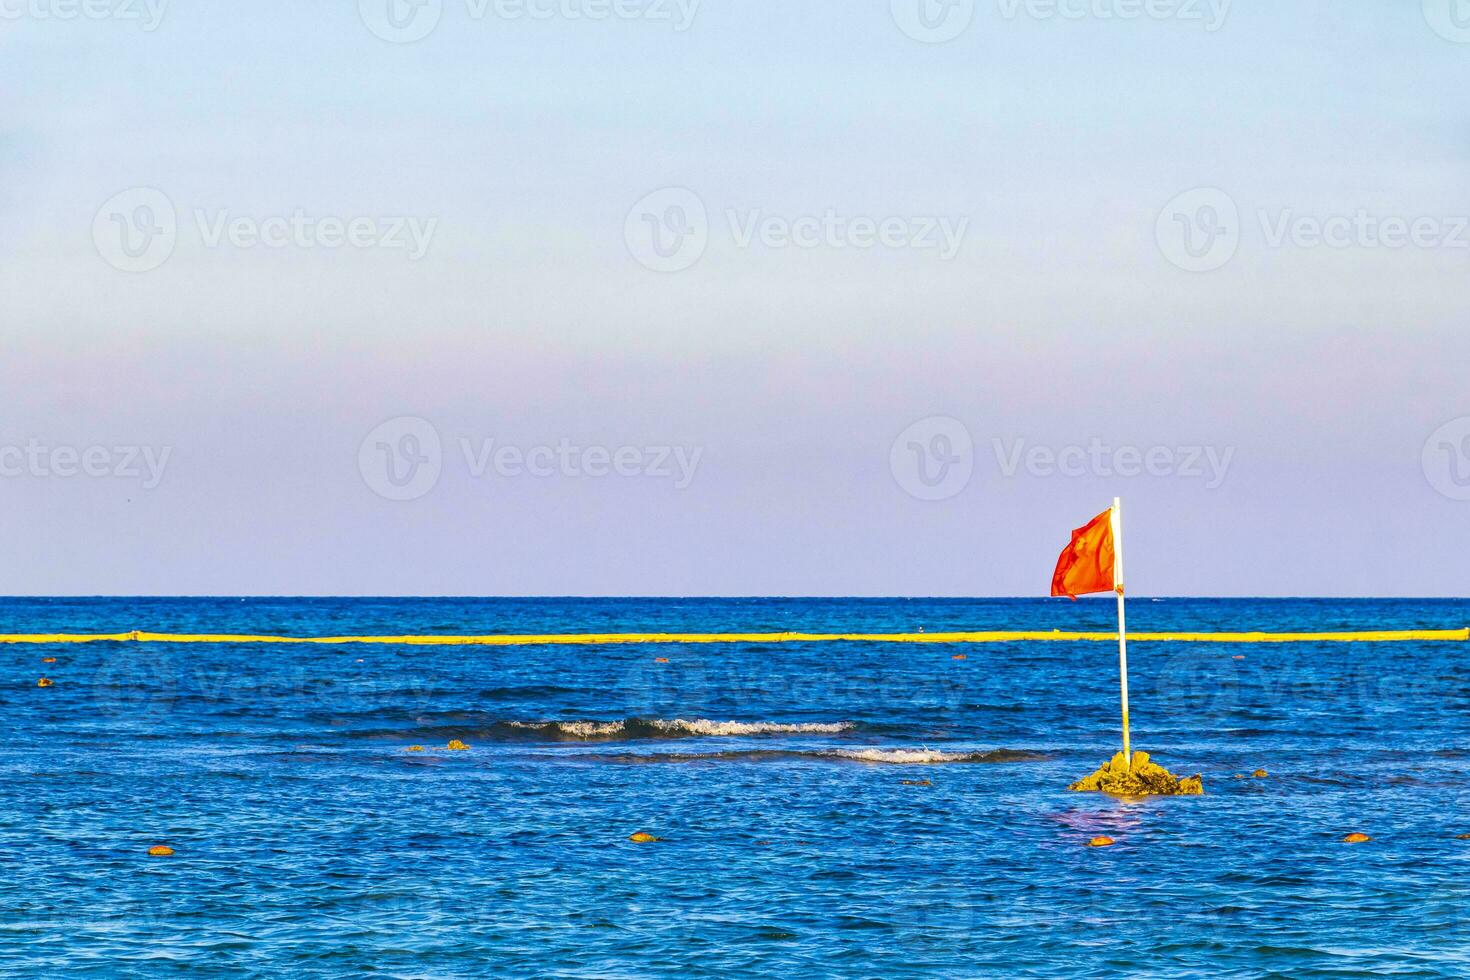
[3,597,1469,978]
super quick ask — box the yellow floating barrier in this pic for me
[0,628,1463,647]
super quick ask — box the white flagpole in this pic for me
[1111,497,1131,769]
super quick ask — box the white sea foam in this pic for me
[507,719,854,740]
[508,720,629,738]
[826,748,976,764]
[569,746,1042,765]
[650,719,853,737]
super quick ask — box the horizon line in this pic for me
[1,594,1466,602]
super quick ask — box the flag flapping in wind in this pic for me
[1051,508,1116,600]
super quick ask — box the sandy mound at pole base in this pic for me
[1069,751,1204,796]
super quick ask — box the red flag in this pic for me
[1051,508,1116,600]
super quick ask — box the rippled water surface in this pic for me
[3,597,1469,977]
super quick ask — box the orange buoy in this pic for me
[628,832,661,843]
[952,654,967,661]
[654,658,669,664]
[148,845,174,857]
[1455,833,1470,840]
[446,739,470,751]
[1252,769,1268,778]
[42,657,56,664]
[405,745,425,752]
[37,678,54,688]
[1342,832,1372,844]
[1087,836,1115,848]
[1232,655,1245,660]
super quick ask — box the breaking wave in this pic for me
[827,748,1014,764]
[505,718,856,740]
[569,747,1046,765]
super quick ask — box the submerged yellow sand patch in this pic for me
[1070,751,1204,796]
[0,628,1464,647]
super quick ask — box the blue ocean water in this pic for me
[2,597,1468,978]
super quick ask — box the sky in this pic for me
[0,0,1467,596]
